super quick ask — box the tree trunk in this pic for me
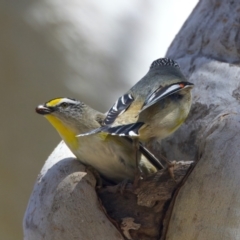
[162,0,240,239]
[24,0,240,239]
[23,142,124,240]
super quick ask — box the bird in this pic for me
[36,97,163,184]
[78,58,194,172]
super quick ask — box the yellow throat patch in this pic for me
[45,115,79,150]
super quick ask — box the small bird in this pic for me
[78,58,194,172]
[36,98,162,184]
[80,58,193,141]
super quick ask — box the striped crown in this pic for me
[150,58,179,69]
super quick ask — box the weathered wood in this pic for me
[161,0,240,239]
[98,161,193,240]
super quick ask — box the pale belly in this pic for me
[67,135,136,183]
[139,102,190,141]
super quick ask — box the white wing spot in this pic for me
[58,98,78,105]
[112,101,118,111]
[129,131,138,136]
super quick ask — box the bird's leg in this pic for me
[138,142,164,170]
[132,138,142,188]
[145,139,176,180]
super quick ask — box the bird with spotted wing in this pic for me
[36,97,164,184]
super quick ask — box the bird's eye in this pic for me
[60,102,69,108]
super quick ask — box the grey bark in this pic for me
[23,142,124,240]
[24,0,240,239]
[162,0,240,239]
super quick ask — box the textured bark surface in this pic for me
[23,141,192,240]
[98,161,192,240]
[161,0,240,239]
[23,142,124,240]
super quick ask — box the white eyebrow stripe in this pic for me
[57,98,78,105]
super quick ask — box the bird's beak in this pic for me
[35,104,54,115]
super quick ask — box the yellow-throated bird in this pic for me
[36,98,163,184]
[78,58,194,170]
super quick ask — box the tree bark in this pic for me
[24,0,240,239]
[23,142,124,240]
[161,0,240,239]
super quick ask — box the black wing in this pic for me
[103,93,134,125]
[77,122,144,137]
[141,82,193,112]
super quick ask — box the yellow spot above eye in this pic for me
[46,98,63,107]
[45,115,79,150]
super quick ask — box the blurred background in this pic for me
[0,0,198,239]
